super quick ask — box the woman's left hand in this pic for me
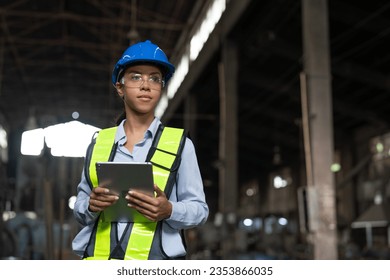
[125,184,172,222]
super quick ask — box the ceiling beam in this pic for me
[0,9,184,31]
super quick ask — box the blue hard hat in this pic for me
[111,40,175,86]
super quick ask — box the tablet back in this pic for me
[96,162,154,222]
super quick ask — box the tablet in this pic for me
[96,161,155,223]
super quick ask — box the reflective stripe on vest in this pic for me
[88,127,117,189]
[84,125,184,260]
[87,127,117,259]
[124,127,184,259]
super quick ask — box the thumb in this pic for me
[154,184,165,197]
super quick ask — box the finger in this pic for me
[129,195,164,218]
[127,195,154,210]
[153,184,165,197]
[93,186,111,194]
[127,189,154,203]
[90,196,118,210]
[128,203,158,222]
[90,190,118,202]
[93,199,115,208]
[96,194,119,202]
[127,195,170,221]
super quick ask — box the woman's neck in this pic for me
[124,113,154,133]
[121,113,154,153]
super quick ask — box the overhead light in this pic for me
[72,111,80,119]
[162,0,226,108]
[243,218,253,227]
[246,188,255,196]
[166,55,189,100]
[330,163,341,172]
[278,217,288,226]
[190,0,226,62]
[376,142,384,153]
[273,175,288,189]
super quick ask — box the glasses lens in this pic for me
[126,73,163,89]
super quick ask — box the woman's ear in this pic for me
[115,82,124,99]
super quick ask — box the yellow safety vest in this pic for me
[83,125,186,260]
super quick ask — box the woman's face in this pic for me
[116,64,163,116]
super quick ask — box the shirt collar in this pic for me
[115,117,161,144]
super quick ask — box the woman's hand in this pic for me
[88,186,119,212]
[125,184,172,222]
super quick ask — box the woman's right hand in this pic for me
[88,186,119,212]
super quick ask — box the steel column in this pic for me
[218,41,238,259]
[301,0,338,259]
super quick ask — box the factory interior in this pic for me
[0,0,390,260]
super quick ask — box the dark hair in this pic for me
[115,110,126,126]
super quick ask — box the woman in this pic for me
[72,40,209,260]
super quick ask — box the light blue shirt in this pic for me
[72,117,209,258]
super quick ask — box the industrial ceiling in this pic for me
[1,0,390,206]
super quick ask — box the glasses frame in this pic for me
[120,72,165,89]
